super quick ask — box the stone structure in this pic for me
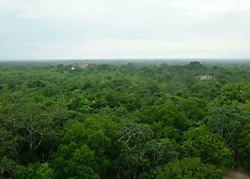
[198,75,214,81]
[71,62,89,70]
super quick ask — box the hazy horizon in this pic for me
[2,58,250,62]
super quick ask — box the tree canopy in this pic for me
[1,60,250,178]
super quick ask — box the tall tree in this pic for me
[115,119,177,178]
[182,126,234,169]
[238,122,250,169]
[0,93,55,176]
[205,106,250,149]
[156,157,224,179]
[52,116,116,179]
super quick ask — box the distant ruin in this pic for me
[71,62,89,70]
[198,75,214,81]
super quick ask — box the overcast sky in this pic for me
[1,0,250,60]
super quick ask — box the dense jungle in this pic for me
[1,60,250,179]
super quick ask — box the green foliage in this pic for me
[12,163,54,179]
[182,126,234,169]
[205,106,250,149]
[238,122,250,169]
[27,80,46,88]
[0,93,56,176]
[190,81,221,100]
[52,116,116,179]
[177,97,207,121]
[36,163,54,179]
[68,95,93,114]
[135,104,187,140]
[145,139,178,167]
[2,61,250,178]
[115,119,178,178]
[156,158,224,179]
[53,142,100,179]
[0,157,17,178]
[115,119,153,178]
[213,83,250,105]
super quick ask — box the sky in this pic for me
[1,0,250,60]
